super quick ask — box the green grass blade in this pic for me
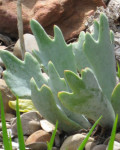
[117,62,120,78]
[77,116,102,150]
[47,120,58,150]
[16,97,25,150]
[107,114,118,150]
[0,91,10,150]
[8,134,13,150]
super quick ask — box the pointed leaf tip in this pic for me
[64,70,85,92]
[48,61,54,66]
[30,19,40,28]
[54,25,66,43]
[100,13,107,20]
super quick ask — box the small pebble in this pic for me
[40,119,55,133]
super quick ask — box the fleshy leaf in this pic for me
[81,68,101,90]
[30,20,77,77]
[72,21,99,72]
[31,78,82,132]
[30,62,91,131]
[72,32,92,71]
[58,69,115,128]
[9,99,37,112]
[84,13,116,100]
[91,20,99,40]
[111,83,120,126]
[0,13,117,132]
[0,49,91,130]
[0,50,48,98]
[47,62,91,128]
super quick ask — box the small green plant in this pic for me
[0,13,119,134]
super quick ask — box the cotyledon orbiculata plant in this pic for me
[0,13,120,133]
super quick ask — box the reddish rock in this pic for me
[25,130,51,145]
[0,0,105,40]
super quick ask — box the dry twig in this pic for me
[17,0,25,60]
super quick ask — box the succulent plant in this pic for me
[0,13,119,132]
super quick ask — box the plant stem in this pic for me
[17,0,25,60]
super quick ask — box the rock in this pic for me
[11,111,42,136]
[26,142,47,150]
[0,0,105,40]
[40,119,55,133]
[60,133,94,150]
[0,79,16,114]
[13,34,39,59]
[4,113,15,122]
[85,141,97,150]
[92,144,107,150]
[25,130,51,145]
[113,141,120,150]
